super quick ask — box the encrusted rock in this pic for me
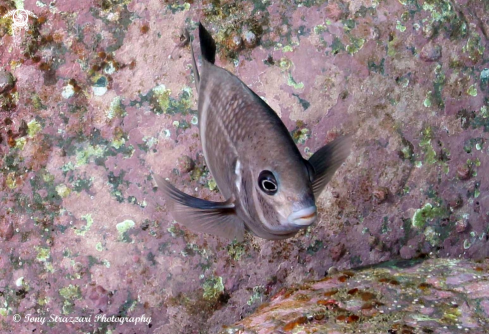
[0,219,14,241]
[242,30,257,48]
[330,242,346,261]
[399,245,416,259]
[457,165,471,180]
[420,42,442,62]
[178,155,195,173]
[447,193,463,209]
[373,187,389,203]
[327,266,339,275]
[87,284,110,312]
[455,219,468,233]
[222,258,489,333]
[325,0,350,21]
[0,70,15,94]
[370,26,381,40]
[226,33,243,53]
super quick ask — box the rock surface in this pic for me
[0,71,15,94]
[222,258,489,333]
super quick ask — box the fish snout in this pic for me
[287,205,317,226]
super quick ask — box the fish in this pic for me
[153,23,351,241]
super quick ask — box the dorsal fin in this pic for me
[185,28,200,90]
[199,23,216,64]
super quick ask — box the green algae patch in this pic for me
[418,127,450,173]
[480,106,488,118]
[421,0,467,40]
[292,127,310,144]
[36,247,50,262]
[247,286,264,306]
[426,64,446,109]
[14,0,24,9]
[27,119,42,138]
[467,84,477,97]
[37,297,50,306]
[314,24,327,34]
[111,137,126,149]
[75,145,105,166]
[44,262,55,273]
[331,37,345,55]
[0,15,13,36]
[107,96,126,119]
[146,85,193,115]
[96,242,103,252]
[167,2,190,12]
[279,57,292,70]
[396,21,406,32]
[42,171,55,183]
[15,137,26,150]
[468,106,489,132]
[31,94,45,110]
[116,219,135,242]
[387,35,400,57]
[207,178,217,191]
[442,302,461,323]
[116,219,135,234]
[75,214,93,236]
[6,172,16,189]
[59,285,81,300]
[281,44,295,53]
[400,145,413,160]
[141,136,159,151]
[227,240,246,261]
[419,127,437,165]
[346,36,365,55]
[60,284,81,314]
[55,184,72,198]
[424,226,440,247]
[423,91,433,107]
[412,203,448,229]
[203,276,224,301]
[463,32,485,62]
[287,73,304,89]
[153,84,172,111]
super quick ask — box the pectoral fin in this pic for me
[309,135,352,198]
[153,175,245,241]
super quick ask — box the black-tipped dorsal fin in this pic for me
[153,175,245,241]
[199,23,216,64]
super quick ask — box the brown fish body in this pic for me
[198,62,311,238]
[154,23,351,241]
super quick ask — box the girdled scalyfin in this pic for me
[154,23,351,241]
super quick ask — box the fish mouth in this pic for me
[287,206,317,226]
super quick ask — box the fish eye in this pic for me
[258,170,278,195]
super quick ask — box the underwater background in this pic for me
[0,0,488,332]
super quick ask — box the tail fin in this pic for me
[199,23,216,64]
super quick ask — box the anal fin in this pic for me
[153,175,245,241]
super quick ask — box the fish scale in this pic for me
[154,23,352,241]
